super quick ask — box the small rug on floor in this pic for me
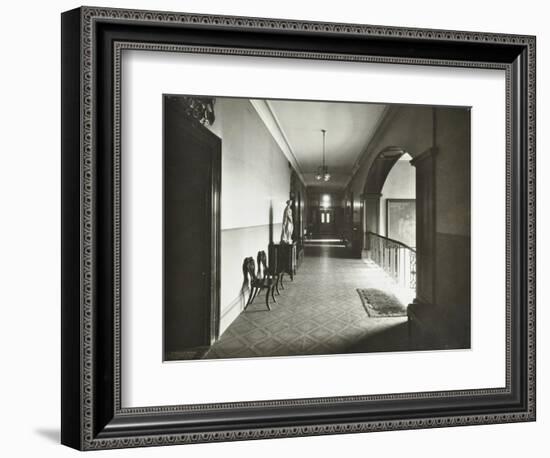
[356,288,407,317]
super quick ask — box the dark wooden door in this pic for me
[319,209,335,236]
[163,97,221,360]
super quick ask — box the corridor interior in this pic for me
[205,243,416,359]
[163,95,471,361]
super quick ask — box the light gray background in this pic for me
[0,0,545,456]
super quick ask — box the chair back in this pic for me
[257,250,268,279]
[242,257,256,284]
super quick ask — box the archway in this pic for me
[379,152,415,246]
[351,105,470,349]
[360,146,418,300]
[362,146,409,247]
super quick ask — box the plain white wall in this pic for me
[207,98,291,332]
[0,0,546,457]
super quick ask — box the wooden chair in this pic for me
[242,257,274,311]
[257,250,280,298]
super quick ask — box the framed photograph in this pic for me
[386,199,416,247]
[61,6,536,450]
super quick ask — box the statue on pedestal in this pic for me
[280,200,294,244]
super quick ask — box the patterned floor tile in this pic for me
[203,246,417,360]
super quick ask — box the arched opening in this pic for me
[361,147,417,305]
[380,152,415,246]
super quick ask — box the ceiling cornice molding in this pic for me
[249,99,307,187]
[343,105,397,190]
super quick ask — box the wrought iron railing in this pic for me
[367,231,416,291]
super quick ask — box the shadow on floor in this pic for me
[35,428,59,443]
[344,321,411,353]
[344,321,456,354]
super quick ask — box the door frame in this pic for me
[318,208,336,235]
[208,129,221,344]
[162,96,221,357]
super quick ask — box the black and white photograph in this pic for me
[52,1,540,453]
[163,95,471,361]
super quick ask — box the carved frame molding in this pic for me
[61,6,536,450]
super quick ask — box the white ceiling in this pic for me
[267,99,387,189]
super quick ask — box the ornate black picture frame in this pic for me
[61,6,536,450]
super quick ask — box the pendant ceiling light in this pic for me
[315,129,331,182]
